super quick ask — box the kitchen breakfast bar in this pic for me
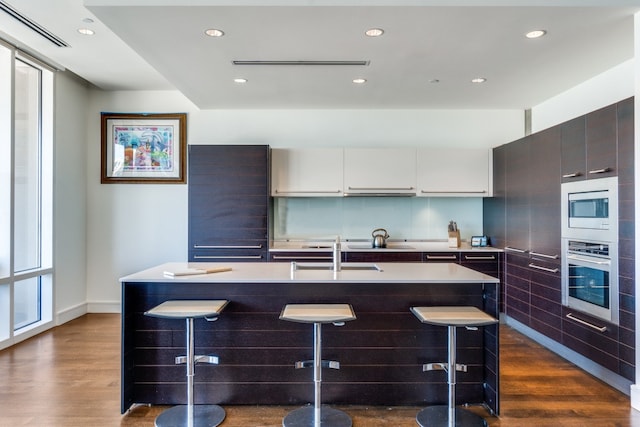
[120,262,500,415]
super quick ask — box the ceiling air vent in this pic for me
[233,60,370,66]
[0,1,69,47]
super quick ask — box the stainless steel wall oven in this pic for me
[562,239,618,325]
[561,177,618,325]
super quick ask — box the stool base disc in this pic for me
[154,404,226,427]
[283,405,352,427]
[416,406,487,427]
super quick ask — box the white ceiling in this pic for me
[0,0,638,109]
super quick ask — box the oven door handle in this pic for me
[566,254,611,266]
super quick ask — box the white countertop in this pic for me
[120,261,499,284]
[270,240,502,253]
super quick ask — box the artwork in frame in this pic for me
[101,112,187,183]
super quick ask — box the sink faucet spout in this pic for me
[333,236,342,272]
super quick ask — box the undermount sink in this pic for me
[291,262,383,272]
[301,244,332,249]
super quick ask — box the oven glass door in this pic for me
[567,259,610,309]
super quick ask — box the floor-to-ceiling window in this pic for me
[0,41,53,349]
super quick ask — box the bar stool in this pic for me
[145,299,229,427]
[279,303,356,427]
[411,306,498,427]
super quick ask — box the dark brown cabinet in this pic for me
[485,97,635,382]
[269,251,335,262]
[460,252,500,277]
[345,251,422,262]
[561,103,618,181]
[188,145,270,262]
[585,104,618,179]
[560,116,586,182]
[422,252,459,263]
[504,136,530,252]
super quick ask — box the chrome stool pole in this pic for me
[411,306,498,427]
[145,300,229,427]
[280,303,356,427]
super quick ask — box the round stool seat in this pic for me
[411,306,498,327]
[145,300,228,319]
[280,303,356,324]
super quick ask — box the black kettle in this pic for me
[372,228,389,248]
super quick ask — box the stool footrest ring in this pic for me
[423,362,467,373]
[295,360,340,369]
[175,355,219,365]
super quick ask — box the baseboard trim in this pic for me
[56,302,87,325]
[504,315,632,396]
[631,385,640,410]
[87,301,121,313]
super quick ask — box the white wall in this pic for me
[531,59,635,132]
[83,91,524,310]
[53,71,90,323]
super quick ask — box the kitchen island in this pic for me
[120,262,500,414]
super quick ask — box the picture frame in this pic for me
[101,112,187,184]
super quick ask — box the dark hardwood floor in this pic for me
[0,313,638,426]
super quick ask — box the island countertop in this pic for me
[120,261,500,284]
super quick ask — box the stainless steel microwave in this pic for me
[561,177,618,242]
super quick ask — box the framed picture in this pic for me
[101,112,187,184]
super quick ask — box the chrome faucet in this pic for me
[333,236,342,272]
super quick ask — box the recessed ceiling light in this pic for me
[82,18,94,24]
[205,28,225,37]
[526,30,547,39]
[429,79,440,84]
[234,78,247,83]
[471,77,487,84]
[365,28,384,37]
[352,78,367,84]
[77,28,94,36]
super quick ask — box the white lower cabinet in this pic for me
[417,147,491,196]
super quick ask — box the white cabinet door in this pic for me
[343,148,417,195]
[417,148,491,196]
[271,148,343,197]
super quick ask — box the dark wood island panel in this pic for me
[121,266,499,415]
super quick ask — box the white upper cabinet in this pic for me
[417,147,491,197]
[271,148,344,197]
[343,148,417,195]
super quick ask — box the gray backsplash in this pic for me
[273,197,484,241]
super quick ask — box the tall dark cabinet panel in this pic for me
[188,145,270,262]
[560,116,586,182]
[527,127,562,343]
[585,104,618,179]
[503,136,531,327]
